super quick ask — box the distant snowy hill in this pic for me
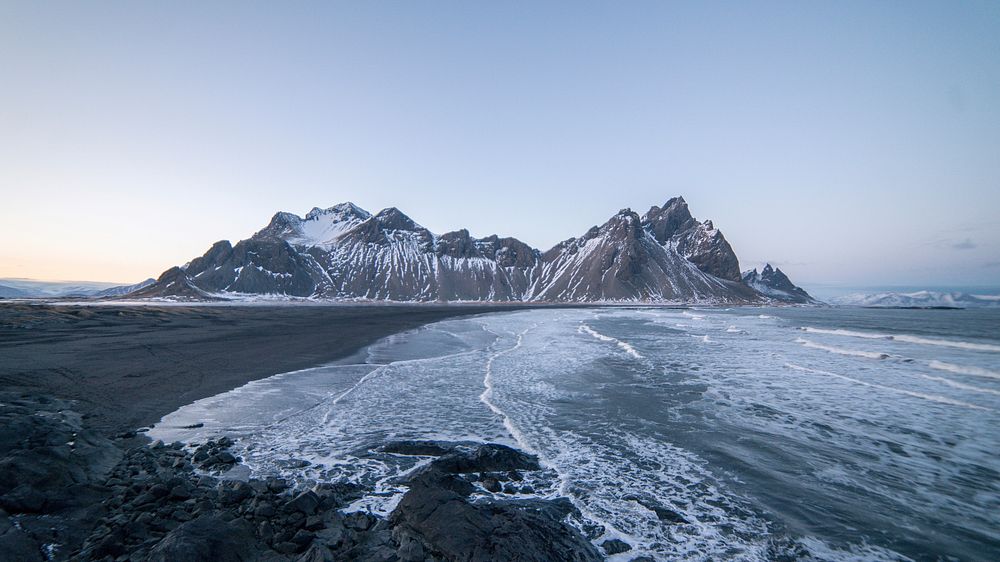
[830,291,1000,308]
[0,284,30,298]
[0,278,155,298]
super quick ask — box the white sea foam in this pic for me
[479,327,540,456]
[921,375,1000,397]
[726,325,746,334]
[786,363,992,411]
[928,360,1000,380]
[795,338,890,360]
[796,536,916,562]
[801,327,1000,353]
[800,327,894,340]
[579,324,644,359]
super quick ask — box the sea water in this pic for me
[151,307,1000,561]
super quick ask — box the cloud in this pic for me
[952,238,977,250]
[985,261,1000,268]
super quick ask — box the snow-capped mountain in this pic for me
[135,198,806,303]
[741,264,819,304]
[531,207,755,302]
[830,291,1000,308]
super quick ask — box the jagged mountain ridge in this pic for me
[136,198,799,303]
[741,264,818,304]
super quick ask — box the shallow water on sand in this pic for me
[152,307,1000,561]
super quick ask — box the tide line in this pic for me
[785,363,993,412]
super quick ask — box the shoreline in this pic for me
[0,303,528,437]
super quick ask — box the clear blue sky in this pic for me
[1,1,998,287]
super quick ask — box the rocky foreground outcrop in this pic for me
[0,393,611,561]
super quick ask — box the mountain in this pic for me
[531,208,755,302]
[741,264,819,304]
[0,284,30,298]
[137,198,805,304]
[94,278,156,298]
[0,278,126,298]
[829,291,1000,308]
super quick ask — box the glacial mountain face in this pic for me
[136,198,803,303]
[741,264,818,304]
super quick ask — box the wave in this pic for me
[726,325,747,334]
[928,360,1000,381]
[921,375,1000,397]
[795,338,890,360]
[480,327,539,456]
[579,324,644,359]
[785,363,992,411]
[800,327,1000,353]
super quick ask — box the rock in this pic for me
[287,490,320,515]
[431,443,541,474]
[254,502,277,518]
[274,540,302,554]
[381,440,452,457]
[291,528,316,546]
[296,542,336,562]
[0,511,44,562]
[304,514,325,531]
[481,476,502,493]
[344,511,375,531]
[390,463,602,562]
[601,538,632,554]
[146,514,261,562]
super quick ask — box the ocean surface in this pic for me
[151,307,1000,561]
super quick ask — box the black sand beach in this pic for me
[0,303,522,436]
[1,302,608,561]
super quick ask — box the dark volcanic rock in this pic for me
[390,465,602,562]
[601,537,633,554]
[429,443,541,474]
[146,514,264,562]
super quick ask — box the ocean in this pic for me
[150,306,1000,561]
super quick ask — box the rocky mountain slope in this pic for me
[135,198,804,304]
[741,264,818,304]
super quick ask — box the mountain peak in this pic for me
[742,264,817,304]
[305,202,372,221]
[374,207,421,231]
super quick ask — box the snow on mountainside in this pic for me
[741,264,819,304]
[830,291,1000,308]
[136,198,804,304]
[531,209,755,302]
[93,278,156,297]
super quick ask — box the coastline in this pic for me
[0,302,606,561]
[0,302,526,437]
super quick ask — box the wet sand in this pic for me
[0,303,524,436]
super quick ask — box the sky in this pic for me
[1,1,998,288]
